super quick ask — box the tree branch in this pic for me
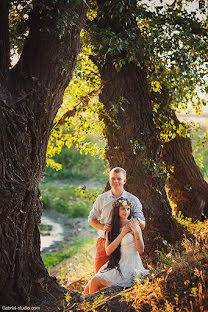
[54,89,100,127]
[79,89,100,105]
[55,107,77,126]
[137,6,207,37]
[13,0,87,89]
[0,0,10,82]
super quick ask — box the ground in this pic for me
[39,217,208,312]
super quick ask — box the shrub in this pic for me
[40,184,102,218]
[44,145,108,183]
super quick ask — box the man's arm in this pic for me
[89,219,111,232]
[136,218,145,230]
[88,196,103,229]
[88,219,104,231]
[131,196,146,230]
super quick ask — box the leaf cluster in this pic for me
[87,0,144,68]
[9,0,86,55]
[46,40,105,169]
[87,0,208,112]
[136,2,208,110]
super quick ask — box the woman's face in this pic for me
[119,204,131,220]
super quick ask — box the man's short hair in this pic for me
[110,167,126,179]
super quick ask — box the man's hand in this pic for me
[132,218,145,230]
[129,219,141,234]
[103,223,111,232]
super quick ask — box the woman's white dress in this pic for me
[94,232,149,287]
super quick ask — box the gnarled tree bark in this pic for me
[96,58,183,256]
[88,0,184,257]
[153,89,208,220]
[0,0,87,306]
[162,128,208,220]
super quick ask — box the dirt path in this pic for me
[40,209,97,257]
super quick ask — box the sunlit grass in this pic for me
[43,234,97,270]
[48,236,96,293]
[54,216,208,311]
[176,212,208,243]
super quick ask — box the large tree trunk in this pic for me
[90,0,183,256]
[0,0,87,305]
[162,134,208,220]
[153,88,208,219]
[96,58,183,255]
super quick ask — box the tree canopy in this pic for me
[45,0,208,172]
[8,0,208,172]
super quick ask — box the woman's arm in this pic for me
[105,225,130,256]
[129,219,144,255]
[105,231,109,250]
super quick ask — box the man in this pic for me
[88,167,145,272]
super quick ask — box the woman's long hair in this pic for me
[105,198,132,274]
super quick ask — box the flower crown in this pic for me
[112,198,133,209]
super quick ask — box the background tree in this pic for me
[84,0,183,255]
[80,0,208,252]
[85,0,208,221]
[140,2,208,219]
[45,1,208,223]
[0,0,87,306]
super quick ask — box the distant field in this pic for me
[177,103,208,127]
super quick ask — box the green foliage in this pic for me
[176,211,208,241]
[136,2,208,112]
[87,0,143,68]
[43,251,70,269]
[86,0,208,140]
[152,106,195,143]
[75,185,103,206]
[9,1,30,55]
[39,224,53,236]
[158,248,174,270]
[46,42,105,169]
[40,184,103,218]
[44,0,207,175]
[9,0,86,55]
[45,142,108,183]
[191,126,208,177]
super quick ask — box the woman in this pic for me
[85,198,149,294]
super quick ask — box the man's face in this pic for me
[109,171,126,192]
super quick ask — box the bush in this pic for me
[45,145,108,183]
[40,184,102,218]
[191,126,208,178]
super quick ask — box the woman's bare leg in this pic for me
[84,282,90,295]
[89,277,107,294]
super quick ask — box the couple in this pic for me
[85,167,149,294]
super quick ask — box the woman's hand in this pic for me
[120,223,131,235]
[105,224,130,256]
[129,219,142,234]
[103,223,111,232]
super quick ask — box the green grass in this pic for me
[43,235,97,269]
[40,184,102,218]
[39,224,53,236]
